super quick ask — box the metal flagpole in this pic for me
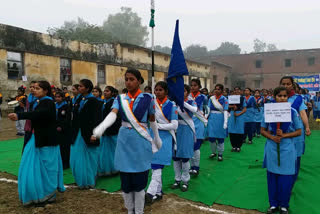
[150,0,155,93]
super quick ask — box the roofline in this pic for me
[211,61,232,69]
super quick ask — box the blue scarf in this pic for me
[72,94,81,105]
[27,93,37,105]
[56,101,67,118]
[79,93,94,112]
[102,97,114,111]
[33,96,53,110]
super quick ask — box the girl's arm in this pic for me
[300,110,311,136]
[278,129,302,138]
[93,108,118,138]
[235,107,247,117]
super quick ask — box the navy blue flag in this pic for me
[166,20,189,111]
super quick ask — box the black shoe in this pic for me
[231,148,236,152]
[218,155,223,161]
[279,207,288,214]
[209,153,217,159]
[189,169,195,175]
[154,194,163,202]
[145,193,154,205]
[248,141,253,144]
[180,183,188,192]
[236,148,241,152]
[267,206,279,214]
[171,180,180,189]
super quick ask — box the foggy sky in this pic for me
[1,0,320,52]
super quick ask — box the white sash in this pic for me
[210,96,224,112]
[155,100,177,143]
[194,110,208,127]
[177,106,196,142]
[119,94,152,143]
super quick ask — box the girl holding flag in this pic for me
[261,86,302,214]
[171,84,197,192]
[98,86,121,176]
[93,68,162,214]
[8,80,65,205]
[189,79,208,175]
[146,81,178,203]
[254,89,264,137]
[70,79,102,189]
[208,84,229,161]
[280,76,311,181]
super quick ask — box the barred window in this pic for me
[7,51,24,80]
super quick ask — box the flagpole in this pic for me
[150,0,155,93]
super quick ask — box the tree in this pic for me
[253,39,267,53]
[102,7,148,46]
[48,17,112,43]
[267,44,278,52]
[210,42,241,56]
[184,44,208,59]
[154,45,171,54]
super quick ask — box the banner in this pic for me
[292,75,320,91]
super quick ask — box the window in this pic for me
[254,80,261,89]
[60,58,72,84]
[212,75,217,84]
[285,59,292,67]
[308,57,315,66]
[164,56,169,61]
[97,64,106,84]
[128,47,134,53]
[7,51,24,80]
[255,60,262,68]
[224,77,228,85]
[148,52,151,58]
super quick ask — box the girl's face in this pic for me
[155,85,167,100]
[29,83,35,95]
[281,79,293,92]
[125,73,140,92]
[254,91,260,97]
[92,89,100,98]
[191,81,200,93]
[17,90,24,96]
[184,88,188,99]
[244,89,251,96]
[275,90,288,102]
[104,88,113,99]
[55,94,63,103]
[78,83,88,95]
[72,86,78,96]
[214,86,222,96]
[33,83,47,98]
[223,90,228,97]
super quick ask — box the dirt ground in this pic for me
[0,116,263,214]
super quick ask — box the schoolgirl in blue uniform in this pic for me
[98,86,121,176]
[243,88,256,144]
[93,68,162,214]
[189,79,208,175]
[228,87,247,152]
[171,84,197,192]
[55,91,72,169]
[70,79,103,189]
[280,76,311,181]
[312,92,320,120]
[146,81,178,203]
[208,84,229,161]
[71,84,83,143]
[8,80,65,205]
[92,86,104,102]
[261,87,302,214]
[254,89,264,137]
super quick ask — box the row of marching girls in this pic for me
[261,76,311,214]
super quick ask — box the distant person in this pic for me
[144,86,152,94]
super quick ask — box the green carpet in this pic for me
[1,131,320,214]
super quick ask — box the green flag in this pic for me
[149,0,155,27]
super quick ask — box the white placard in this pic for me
[228,95,240,104]
[22,76,28,82]
[264,102,292,123]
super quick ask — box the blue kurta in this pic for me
[98,135,118,175]
[228,96,247,134]
[254,97,264,122]
[191,93,208,140]
[18,134,65,205]
[207,95,229,138]
[288,94,307,157]
[244,96,256,122]
[151,99,178,166]
[175,99,196,159]
[112,93,155,172]
[262,108,302,175]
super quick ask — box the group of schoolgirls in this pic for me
[261,76,311,214]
